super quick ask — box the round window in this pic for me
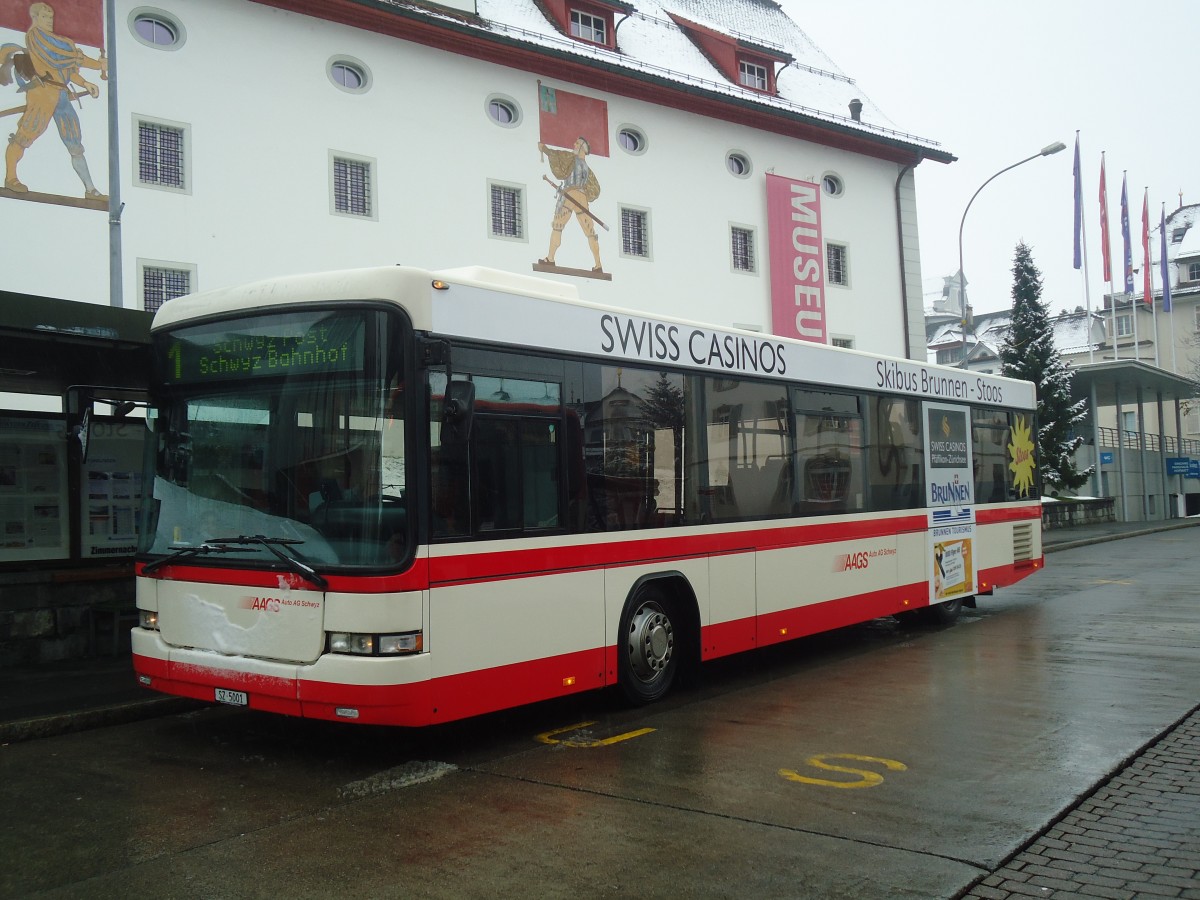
[618,127,646,155]
[486,96,521,127]
[129,9,186,50]
[822,173,845,197]
[328,57,371,93]
[726,152,751,177]
[332,63,364,90]
[135,16,174,44]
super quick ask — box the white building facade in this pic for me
[1,0,951,366]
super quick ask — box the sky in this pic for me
[785,0,1200,316]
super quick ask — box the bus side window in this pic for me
[972,408,1013,503]
[869,396,924,510]
[793,390,865,516]
[580,365,690,531]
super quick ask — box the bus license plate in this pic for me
[215,688,248,706]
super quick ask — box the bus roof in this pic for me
[152,265,1036,410]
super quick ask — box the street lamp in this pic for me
[956,141,1067,367]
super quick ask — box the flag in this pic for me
[1072,134,1082,270]
[0,0,104,49]
[1098,155,1111,282]
[538,85,609,157]
[1120,173,1133,295]
[1141,189,1152,308]
[1160,206,1173,313]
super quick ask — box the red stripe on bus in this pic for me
[133,562,1046,729]
[976,506,1042,525]
[426,515,929,587]
[136,505,1037,594]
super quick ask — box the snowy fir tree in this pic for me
[999,242,1093,495]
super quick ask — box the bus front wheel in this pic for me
[618,586,678,704]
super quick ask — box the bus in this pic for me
[132,265,1042,726]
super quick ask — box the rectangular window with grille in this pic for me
[827,243,849,286]
[620,207,649,258]
[831,336,854,349]
[142,265,192,314]
[137,120,186,189]
[489,184,524,239]
[333,156,372,217]
[731,226,755,273]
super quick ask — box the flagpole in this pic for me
[1144,187,1158,368]
[1100,153,1118,360]
[1122,171,1138,362]
[105,0,123,308]
[1073,133,1094,364]
[1162,202,1177,373]
[1082,208,1094,365]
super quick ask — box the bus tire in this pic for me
[923,597,964,625]
[618,585,679,705]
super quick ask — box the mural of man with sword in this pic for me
[538,135,605,273]
[0,2,107,200]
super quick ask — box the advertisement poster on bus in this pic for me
[924,402,976,602]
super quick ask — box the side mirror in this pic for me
[442,379,475,444]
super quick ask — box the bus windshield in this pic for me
[139,307,409,570]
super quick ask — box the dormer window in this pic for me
[667,13,792,95]
[570,8,607,44]
[738,59,768,91]
[541,0,632,49]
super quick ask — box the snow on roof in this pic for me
[1171,205,1200,259]
[927,309,1101,357]
[465,0,939,155]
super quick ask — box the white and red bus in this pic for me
[132,265,1042,726]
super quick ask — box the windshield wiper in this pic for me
[206,535,329,591]
[142,542,242,574]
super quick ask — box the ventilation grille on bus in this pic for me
[1013,523,1034,563]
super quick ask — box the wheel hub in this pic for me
[627,600,674,683]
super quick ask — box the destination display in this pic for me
[161,312,365,385]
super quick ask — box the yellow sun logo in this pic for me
[1008,415,1036,498]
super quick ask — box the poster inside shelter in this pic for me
[0,416,69,561]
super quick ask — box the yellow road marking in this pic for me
[536,721,656,748]
[779,753,908,789]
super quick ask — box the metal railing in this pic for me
[1096,426,1200,456]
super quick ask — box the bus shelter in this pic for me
[0,290,152,664]
[1071,360,1200,521]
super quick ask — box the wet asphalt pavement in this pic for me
[1,519,1197,898]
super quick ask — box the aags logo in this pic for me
[241,596,282,612]
[833,552,869,572]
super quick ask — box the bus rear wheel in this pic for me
[923,597,964,625]
[618,587,678,704]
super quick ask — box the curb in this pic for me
[1044,518,1200,553]
[0,697,200,745]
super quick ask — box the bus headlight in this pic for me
[327,631,422,655]
[139,610,159,630]
[379,632,423,654]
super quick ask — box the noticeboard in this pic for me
[81,419,145,559]
[0,416,70,562]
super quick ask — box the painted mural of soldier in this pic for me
[0,2,107,199]
[539,136,604,273]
